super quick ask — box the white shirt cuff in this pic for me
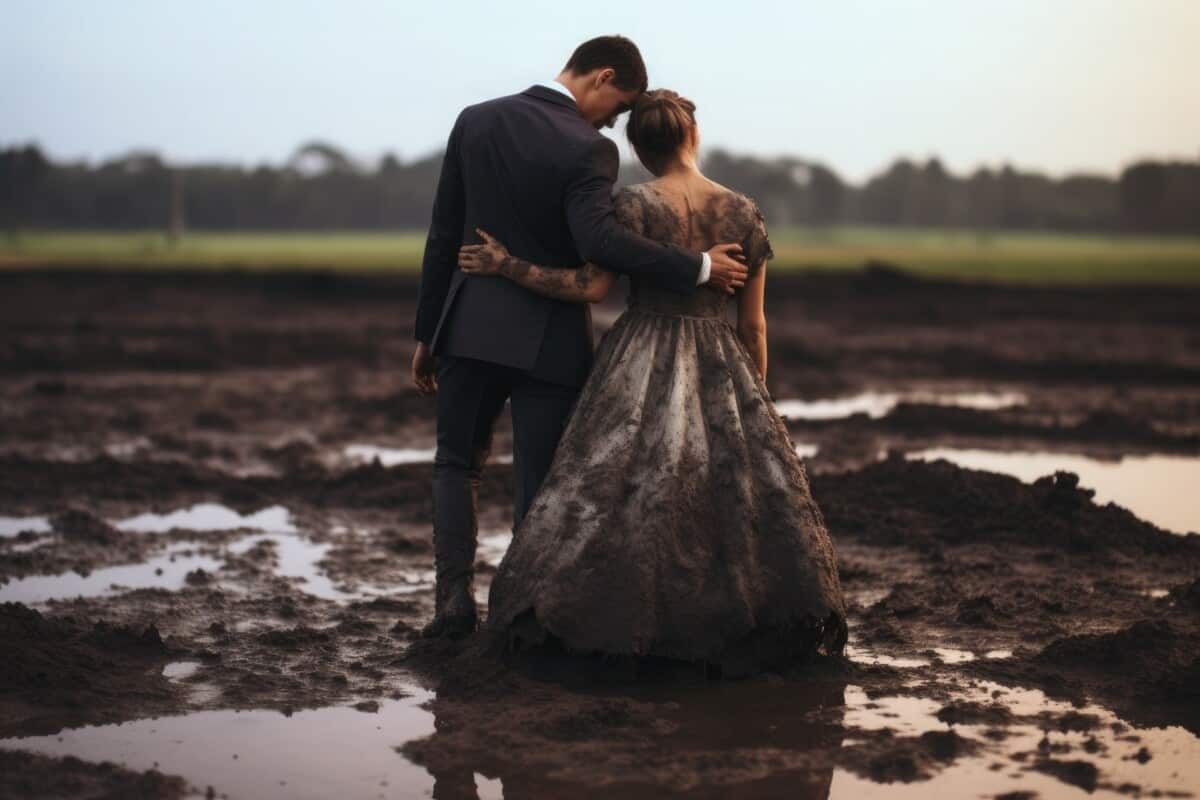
[697,252,712,285]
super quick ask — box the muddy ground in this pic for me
[0,265,1198,799]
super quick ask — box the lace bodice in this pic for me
[615,183,774,318]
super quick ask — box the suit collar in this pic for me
[522,84,579,112]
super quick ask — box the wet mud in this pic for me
[1,267,1198,798]
[0,748,192,800]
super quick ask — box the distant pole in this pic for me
[168,169,186,246]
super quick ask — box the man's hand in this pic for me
[412,341,437,396]
[458,229,510,276]
[705,243,749,295]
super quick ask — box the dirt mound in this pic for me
[1169,579,1200,609]
[0,603,177,736]
[936,700,1015,727]
[1,504,185,581]
[256,625,334,649]
[789,403,1200,455]
[1030,758,1099,793]
[50,509,121,544]
[837,729,980,783]
[977,618,1200,734]
[812,455,1194,554]
[0,749,195,800]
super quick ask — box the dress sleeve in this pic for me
[563,138,701,294]
[614,187,645,236]
[743,201,775,275]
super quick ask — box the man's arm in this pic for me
[414,112,466,343]
[458,228,616,303]
[563,137,702,296]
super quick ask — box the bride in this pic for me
[456,89,847,674]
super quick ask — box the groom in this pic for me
[412,35,749,637]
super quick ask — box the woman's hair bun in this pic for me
[627,89,697,176]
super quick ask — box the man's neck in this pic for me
[549,75,580,105]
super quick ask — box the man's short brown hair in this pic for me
[564,35,648,94]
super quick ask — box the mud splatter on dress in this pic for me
[487,183,847,672]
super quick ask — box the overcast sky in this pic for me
[4,0,1197,181]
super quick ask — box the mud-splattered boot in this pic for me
[419,486,479,639]
[420,559,477,638]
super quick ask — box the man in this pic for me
[412,35,749,637]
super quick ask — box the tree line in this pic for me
[2,141,1198,234]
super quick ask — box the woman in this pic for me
[457,89,847,674]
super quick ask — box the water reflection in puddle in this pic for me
[105,438,152,459]
[844,643,931,668]
[162,661,201,681]
[475,531,514,603]
[6,538,53,554]
[226,532,390,602]
[0,689,437,800]
[228,532,339,599]
[0,519,395,604]
[843,686,945,735]
[345,445,436,466]
[478,531,513,569]
[832,679,1200,799]
[930,647,976,664]
[906,448,1200,534]
[775,390,1025,421]
[1,672,1196,799]
[116,503,297,535]
[345,445,514,467]
[846,642,1010,668]
[0,515,52,538]
[0,543,222,605]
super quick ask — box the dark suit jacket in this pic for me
[413,85,703,387]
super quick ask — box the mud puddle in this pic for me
[836,678,1200,799]
[0,542,223,604]
[7,669,1195,799]
[0,688,438,800]
[775,389,1026,421]
[0,504,394,604]
[396,635,1200,800]
[0,516,51,537]
[843,643,1004,669]
[345,444,513,467]
[116,503,298,535]
[225,532,396,601]
[336,386,1021,471]
[344,445,437,466]
[906,447,1200,534]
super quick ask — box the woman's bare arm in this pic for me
[736,260,768,380]
[457,229,615,303]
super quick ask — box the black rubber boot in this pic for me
[420,473,479,639]
[419,558,477,638]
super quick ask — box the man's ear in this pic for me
[594,67,615,88]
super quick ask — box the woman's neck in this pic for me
[658,154,702,180]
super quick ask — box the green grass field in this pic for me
[3,227,1200,285]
